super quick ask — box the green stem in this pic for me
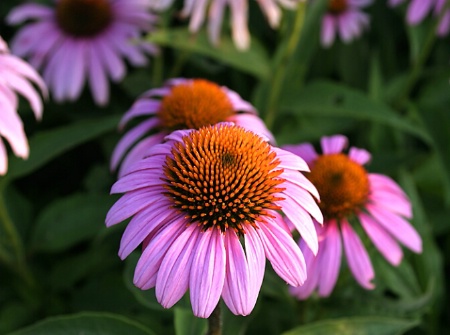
[169,46,192,79]
[206,303,222,335]
[0,188,34,287]
[396,0,450,108]
[152,45,164,88]
[264,3,306,130]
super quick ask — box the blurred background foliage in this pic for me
[0,0,449,334]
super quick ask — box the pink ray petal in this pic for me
[156,224,201,308]
[257,217,306,286]
[341,220,375,289]
[190,228,226,318]
[321,135,347,154]
[317,221,342,296]
[134,218,187,289]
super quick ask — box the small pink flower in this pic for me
[111,78,275,177]
[7,0,158,106]
[389,0,450,36]
[321,0,373,48]
[106,123,322,317]
[284,135,422,299]
[0,35,47,175]
[150,0,304,50]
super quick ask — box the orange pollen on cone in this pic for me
[307,153,369,220]
[56,0,112,37]
[158,80,234,130]
[163,125,286,235]
[328,0,348,13]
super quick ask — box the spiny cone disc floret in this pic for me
[56,0,112,36]
[328,0,348,13]
[163,125,286,234]
[307,153,369,219]
[158,80,234,130]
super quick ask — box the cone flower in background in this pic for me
[284,135,422,299]
[0,35,47,175]
[7,0,158,106]
[149,0,305,49]
[106,123,323,318]
[389,0,450,36]
[320,0,373,48]
[110,78,274,177]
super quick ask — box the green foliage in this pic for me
[0,0,449,334]
[281,317,420,335]
[8,312,156,335]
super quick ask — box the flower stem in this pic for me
[264,3,306,130]
[206,303,222,335]
[0,187,35,287]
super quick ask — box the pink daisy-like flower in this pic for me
[284,135,422,299]
[106,123,323,317]
[150,0,304,50]
[7,0,158,106]
[320,0,373,48]
[0,35,47,175]
[389,0,450,36]
[110,77,275,177]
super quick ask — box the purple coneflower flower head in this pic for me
[284,135,422,299]
[320,0,373,48]
[0,35,47,175]
[106,123,323,318]
[111,78,275,177]
[389,0,450,36]
[150,0,304,50]
[7,0,158,106]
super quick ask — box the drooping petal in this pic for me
[280,194,318,255]
[289,239,320,299]
[317,221,342,296]
[110,118,161,171]
[281,182,323,224]
[321,15,336,48]
[134,218,186,289]
[369,173,412,218]
[359,212,403,266]
[156,224,201,309]
[281,171,320,200]
[341,219,375,289]
[105,188,166,226]
[257,217,307,286]
[407,0,434,25]
[190,228,226,318]
[367,204,422,253]
[243,225,266,309]
[117,133,167,177]
[222,230,250,315]
[119,201,177,259]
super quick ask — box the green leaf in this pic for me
[415,106,450,206]
[373,257,421,299]
[31,193,116,252]
[281,317,419,335]
[174,307,207,335]
[279,80,430,142]
[147,28,270,79]
[283,0,327,85]
[6,115,120,181]
[7,312,156,335]
[399,171,444,300]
